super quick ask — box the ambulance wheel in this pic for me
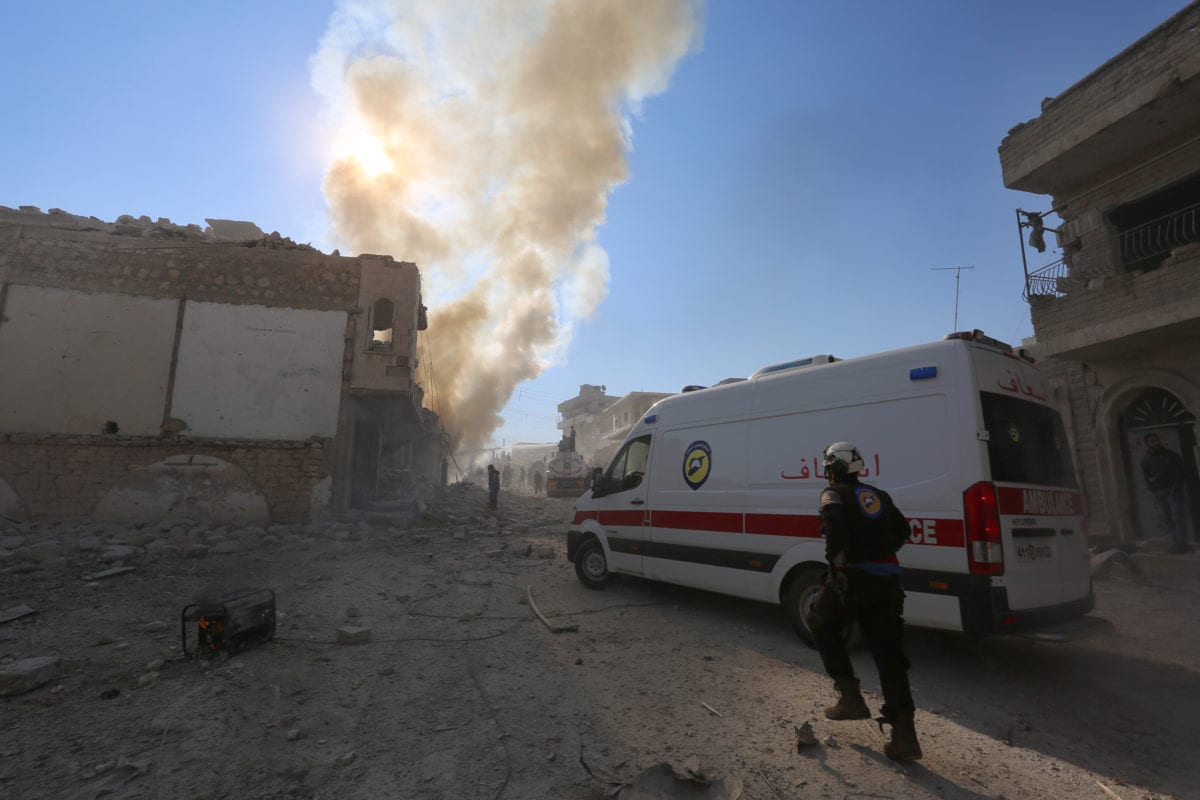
[575,539,611,589]
[784,568,860,649]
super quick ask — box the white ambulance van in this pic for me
[566,331,1096,644]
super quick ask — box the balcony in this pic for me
[1020,203,1200,359]
[1023,201,1200,300]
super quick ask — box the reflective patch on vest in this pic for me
[854,486,883,519]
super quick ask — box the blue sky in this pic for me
[1,1,1190,451]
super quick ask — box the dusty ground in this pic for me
[2,485,1199,800]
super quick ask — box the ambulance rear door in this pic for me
[974,354,1090,612]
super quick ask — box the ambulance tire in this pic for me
[574,538,612,589]
[784,567,860,650]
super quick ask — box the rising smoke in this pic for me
[312,0,702,453]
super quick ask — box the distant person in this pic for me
[531,468,543,496]
[502,462,512,489]
[1142,433,1189,553]
[519,466,527,489]
[487,465,500,510]
[808,441,921,762]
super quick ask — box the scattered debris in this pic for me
[82,566,136,581]
[337,625,372,645]
[0,656,62,697]
[525,586,579,633]
[1091,549,1140,580]
[623,760,742,800]
[701,702,724,718]
[1096,781,1124,800]
[794,722,818,750]
[0,604,35,625]
[62,755,151,800]
[579,748,743,799]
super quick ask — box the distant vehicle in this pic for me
[567,330,1100,645]
[546,451,588,498]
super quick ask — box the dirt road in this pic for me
[2,486,1197,799]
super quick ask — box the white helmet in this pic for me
[823,441,865,478]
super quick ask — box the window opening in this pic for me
[369,298,395,352]
[1109,171,1200,273]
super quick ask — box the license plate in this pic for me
[1015,542,1055,562]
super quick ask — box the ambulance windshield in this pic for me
[980,392,1078,488]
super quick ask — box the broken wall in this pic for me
[171,302,347,439]
[0,285,177,435]
[0,208,359,524]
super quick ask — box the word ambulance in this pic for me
[567,331,1096,643]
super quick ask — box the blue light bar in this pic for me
[909,366,938,381]
[644,414,657,424]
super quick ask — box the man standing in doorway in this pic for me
[1142,433,1190,554]
[807,441,921,761]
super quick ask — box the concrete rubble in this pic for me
[0,656,61,697]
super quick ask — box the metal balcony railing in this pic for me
[1119,200,1200,271]
[1018,201,1200,302]
[1023,258,1069,300]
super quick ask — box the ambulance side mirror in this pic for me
[590,467,606,498]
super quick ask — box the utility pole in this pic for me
[930,265,975,330]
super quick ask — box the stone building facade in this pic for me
[588,391,673,469]
[998,1,1200,543]
[556,384,620,464]
[0,207,444,525]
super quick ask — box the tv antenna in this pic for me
[931,265,975,330]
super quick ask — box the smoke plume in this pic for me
[312,0,702,453]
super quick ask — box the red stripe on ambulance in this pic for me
[651,510,743,533]
[745,513,821,538]
[574,507,964,548]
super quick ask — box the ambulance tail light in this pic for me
[964,481,1004,575]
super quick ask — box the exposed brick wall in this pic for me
[0,216,361,311]
[0,208,439,522]
[0,435,332,523]
[999,2,1200,184]
[1044,359,1108,527]
[1030,248,1200,348]
[1047,125,1200,284]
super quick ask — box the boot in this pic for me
[882,710,923,761]
[824,678,871,720]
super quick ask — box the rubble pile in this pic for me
[0,482,575,579]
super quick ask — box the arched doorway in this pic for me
[1119,387,1198,543]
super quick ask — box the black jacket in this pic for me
[819,479,910,563]
[1141,447,1182,492]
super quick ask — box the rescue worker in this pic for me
[487,464,500,510]
[531,467,543,495]
[807,441,922,762]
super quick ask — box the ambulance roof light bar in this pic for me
[944,329,1015,352]
[945,329,1037,364]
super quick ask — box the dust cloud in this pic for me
[312,0,702,452]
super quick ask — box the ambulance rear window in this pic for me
[980,392,1078,488]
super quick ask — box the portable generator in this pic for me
[181,588,276,657]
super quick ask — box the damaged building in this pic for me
[0,206,447,526]
[556,384,671,468]
[998,1,1200,543]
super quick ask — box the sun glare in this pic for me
[344,133,394,178]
